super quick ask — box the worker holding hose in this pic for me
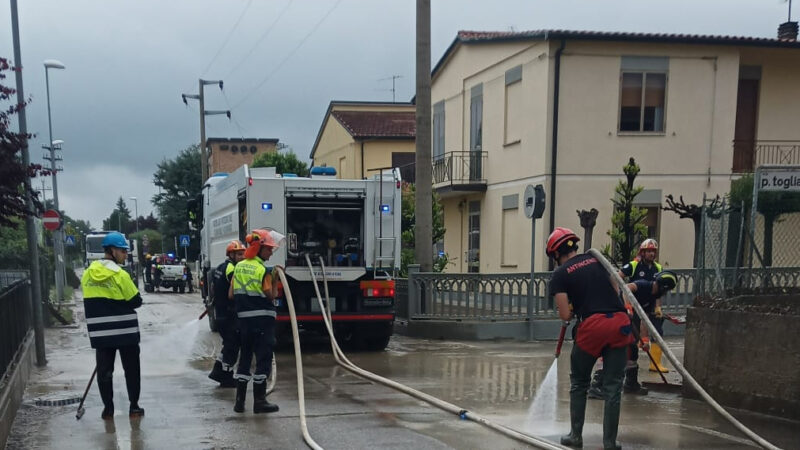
[230,229,282,414]
[547,227,632,450]
[208,240,246,388]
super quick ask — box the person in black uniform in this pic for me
[624,271,678,378]
[207,240,246,387]
[547,227,632,450]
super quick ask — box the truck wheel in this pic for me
[179,285,185,294]
[173,286,178,293]
[363,335,391,351]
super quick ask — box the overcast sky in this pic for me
[1,0,792,228]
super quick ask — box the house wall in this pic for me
[209,141,278,174]
[363,141,415,179]
[739,47,800,141]
[312,118,359,179]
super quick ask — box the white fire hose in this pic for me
[587,248,779,450]
[267,255,568,450]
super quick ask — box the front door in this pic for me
[733,78,759,172]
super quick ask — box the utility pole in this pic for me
[11,0,46,366]
[39,179,51,204]
[182,80,230,187]
[414,0,433,272]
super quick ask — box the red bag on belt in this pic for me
[575,312,634,358]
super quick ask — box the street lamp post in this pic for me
[129,197,139,235]
[44,59,66,305]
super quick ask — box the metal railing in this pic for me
[402,268,700,321]
[432,151,487,188]
[0,270,28,290]
[732,140,800,173]
[1,277,32,381]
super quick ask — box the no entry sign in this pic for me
[43,209,61,231]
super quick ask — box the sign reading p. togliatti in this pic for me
[759,168,800,192]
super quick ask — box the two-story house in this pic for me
[431,28,800,273]
[311,101,416,181]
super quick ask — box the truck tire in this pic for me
[179,284,185,294]
[362,335,391,351]
[173,286,178,293]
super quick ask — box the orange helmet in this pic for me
[639,238,658,254]
[225,240,245,255]
[546,227,580,258]
[244,229,279,259]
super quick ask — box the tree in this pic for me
[729,174,800,266]
[662,194,722,267]
[252,149,309,176]
[102,196,132,232]
[606,157,648,263]
[400,182,449,275]
[152,144,201,259]
[0,57,48,228]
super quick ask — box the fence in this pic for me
[698,194,800,298]
[0,277,32,381]
[400,268,696,321]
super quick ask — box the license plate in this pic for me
[310,297,336,312]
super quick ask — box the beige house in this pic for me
[310,101,416,180]
[208,137,279,174]
[431,28,800,273]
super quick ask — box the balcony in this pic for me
[733,140,800,173]
[432,150,487,197]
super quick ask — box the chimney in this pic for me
[778,21,798,41]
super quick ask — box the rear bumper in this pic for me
[276,313,394,322]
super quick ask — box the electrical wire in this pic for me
[231,0,343,110]
[223,0,294,81]
[199,0,255,78]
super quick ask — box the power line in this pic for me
[222,90,249,137]
[224,0,294,80]
[231,0,343,110]
[199,0,255,78]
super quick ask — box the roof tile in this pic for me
[331,111,416,139]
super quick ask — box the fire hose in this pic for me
[270,254,567,450]
[587,248,779,450]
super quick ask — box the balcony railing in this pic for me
[432,150,487,191]
[732,140,800,173]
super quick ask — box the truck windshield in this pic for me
[86,236,106,253]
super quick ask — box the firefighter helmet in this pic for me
[225,240,245,255]
[546,227,580,258]
[639,238,658,253]
[655,270,677,293]
[244,229,279,259]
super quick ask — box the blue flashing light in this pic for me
[261,202,273,211]
[167,253,175,258]
[380,204,390,213]
[310,166,337,176]
[282,173,298,177]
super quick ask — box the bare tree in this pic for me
[662,194,721,267]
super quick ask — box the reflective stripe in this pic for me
[238,310,277,318]
[252,374,267,384]
[234,373,251,381]
[86,313,138,324]
[88,327,139,337]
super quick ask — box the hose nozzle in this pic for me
[554,321,570,358]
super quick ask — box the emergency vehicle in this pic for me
[85,230,139,286]
[199,164,401,350]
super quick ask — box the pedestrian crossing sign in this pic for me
[179,235,190,247]
[64,235,76,246]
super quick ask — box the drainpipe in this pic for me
[548,39,566,269]
[705,57,718,187]
[360,141,365,179]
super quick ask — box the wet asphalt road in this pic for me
[6,289,799,449]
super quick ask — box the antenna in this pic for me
[378,75,403,102]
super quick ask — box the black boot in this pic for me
[623,367,648,395]
[587,369,604,399]
[219,368,237,388]
[101,403,114,420]
[234,380,247,413]
[252,382,279,414]
[560,433,583,448]
[129,404,145,417]
[209,361,226,384]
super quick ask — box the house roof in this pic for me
[207,137,279,144]
[309,101,415,159]
[433,29,800,79]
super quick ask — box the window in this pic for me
[504,65,522,144]
[640,206,660,242]
[231,145,239,153]
[501,194,518,266]
[433,101,445,161]
[467,201,480,273]
[250,145,257,154]
[470,84,483,152]
[619,56,668,132]
[391,152,415,183]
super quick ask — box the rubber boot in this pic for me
[233,380,247,413]
[648,344,670,373]
[101,403,114,420]
[587,369,604,399]
[623,367,648,395]
[252,382,279,414]
[219,369,237,388]
[129,404,145,418]
[561,377,587,448]
[208,361,226,384]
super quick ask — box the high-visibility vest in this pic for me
[81,259,142,349]
[627,260,662,281]
[232,257,276,321]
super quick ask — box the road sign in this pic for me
[179,235,190,247]
[142,234,150,246]
[64,235,76,246]
[43,209,61,231]
[524,184,546,219]
[758,167,800,192]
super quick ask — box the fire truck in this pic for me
[199,165,401,350]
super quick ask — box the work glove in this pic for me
[639,336,650,351]
[625,303,633,317]
[654,306,663,319]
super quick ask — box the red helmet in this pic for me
[226,240,245,255]
[244,229,279,259]
[546,227,580,258]
[639,238,658,253]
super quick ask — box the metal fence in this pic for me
[1,277,32,381]
[401,268,697,321]
[698,194,800,297]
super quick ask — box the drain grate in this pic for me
[34,396,83,407]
